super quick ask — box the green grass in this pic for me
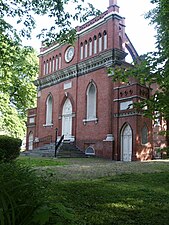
[17,156,67,167]
[48,172,169,225]
[16,157,169,224]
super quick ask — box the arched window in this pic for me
[87,83,97,120]
[141,125,148,145]
[89,38,92,56]
[119,36,123,50]
[94,36,97,54]
[98,33,102,52]
[103,31,107,50]
[52,56,55,72]
[80,42,83,60]
[59,54,62,69]
[55,55,59,71]
[49,58,52,73]
[46,95,53,125]
[84,40,88,58]
[46,60,49,74]
[43,61,46,75]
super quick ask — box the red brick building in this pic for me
[26,0,154,161]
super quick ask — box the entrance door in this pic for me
[121,124,132,161]
[62,99,72,139]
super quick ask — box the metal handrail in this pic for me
[55,135,64,157]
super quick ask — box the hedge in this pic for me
[0,135,21,162]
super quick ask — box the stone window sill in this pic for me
[83,118,98,125]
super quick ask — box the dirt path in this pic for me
[36,158,169,181]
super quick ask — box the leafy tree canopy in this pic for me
[1,0,101,138]
[109,0,169,144]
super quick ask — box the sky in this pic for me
[24,0,157,56]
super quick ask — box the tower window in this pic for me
[84,40,88,58]
[94,36,97,54]
[98,33,102,52]
[103,31,107,50]
[141,125,148,145]
[80,42,84,60]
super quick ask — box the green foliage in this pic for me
[0,163,50,225]
[0,135,21,162]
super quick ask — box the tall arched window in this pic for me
[119,36,123,50]
[87,83,97,120]
[55,55,59,70]
[103,31,107,50]
[80,42,83,60]
[43,61,46,75]
[46,95,53,125]
[141,125,148,145]
[89,38,92,56]
[84,40,88,58]
[46,60,49,74]
[98,33,102,52]
[94,36,97,54]
[49,58,52,73]
[59,54,62,69]
[52,56,55,72]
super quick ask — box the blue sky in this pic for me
[23,0,156,56]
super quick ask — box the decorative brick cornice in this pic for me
[114,111,143,118]
[35,49,127,90]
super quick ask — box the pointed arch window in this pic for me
[87,83,97,120]
[49,58,52,73]
[94,36,97,54]
[141,125,148,145]
[119,36,123,50]
[46,60,49,74]
[46,95,53,125]
[59,54,62,69]
[84,40,88,58]
[55,55,59,71]
[98,33,102,52]
[80,42,84,60]
[103,31,107,50]
[43,61,46,75]
[89,38,92,56]
[52,56,55,72]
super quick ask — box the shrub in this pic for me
[0,135,21,162]
[0,162,50,225]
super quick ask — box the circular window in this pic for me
[65,46,75,63]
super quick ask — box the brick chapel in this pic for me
[26,0,156,161]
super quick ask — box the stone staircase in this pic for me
[21,141,86,158]
[56,141,86,158]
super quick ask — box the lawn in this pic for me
[17,157,169,225]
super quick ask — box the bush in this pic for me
[0,162,50,225]
[0,135,21,162]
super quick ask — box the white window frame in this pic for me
[80,43,83,60]
[45,95,53,125]
[103,31,107,50]
[55,56,59,71]
[89,39,92,56]
[94,37,97,54]
[84,41,88,58]
[86,83,97,120]
[98,34,102,52]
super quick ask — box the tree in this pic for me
[109,0,169,147]
[0,0,101,138]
